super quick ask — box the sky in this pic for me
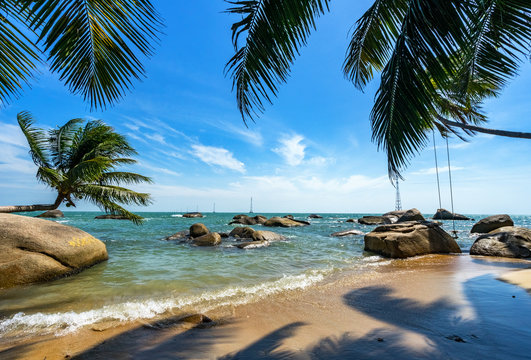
[0,1,530,215]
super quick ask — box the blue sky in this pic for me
[0,1,530,215]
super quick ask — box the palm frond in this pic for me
[79,184,152,207]
[96,200,145,225]
[36,166,63,187]
[68,156,113,184]
[48,118,84,169]
[98,171,153,185]
[17,111,51,167]
[343,0,408,89]
[225,0,330,123]
[0,2,41,106]
[25,0,163,110]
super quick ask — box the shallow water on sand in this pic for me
[0,212,529,338]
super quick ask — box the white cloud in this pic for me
[0,122,28,147]
[145,133,166,144]
[273,134,306,166]
[304,156,333,167]
[191,144,245,173]
[138,162,181,177]
[411,166,465,176]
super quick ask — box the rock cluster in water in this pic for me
[0,214,108,289]
[229,214,310,227]
[182,212,204,218]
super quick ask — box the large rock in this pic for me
[192,232,221,246]
[364,222,461,258]
[470,215,514,234]
[433,209,470,221]
[190,223,209,238]
[470,226,531,258]
[383,210,407,217]
[396,208,425,222]
[0,214,108,289]
[264,216,308,227]
[251,230,286,242]
[94,214,129,220]
[358,216,390,225]
[282,215,310,225]
[331,229,364,237]
[36,210,64,218]
[229,214,267,225]
[229,226,257,239]
[183,212,203,218]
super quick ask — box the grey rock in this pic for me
[470,215,514,234]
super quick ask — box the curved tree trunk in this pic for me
[0,195,63,213]
[439,118,531,139]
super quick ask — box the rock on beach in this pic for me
[470,215,514,234]
[470,226,531,258]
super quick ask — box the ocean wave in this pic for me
[0,270,328,337]
[171,214,183,217]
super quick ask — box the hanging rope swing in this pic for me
[432,130,458,238]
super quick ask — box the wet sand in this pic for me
[1,254,530,360]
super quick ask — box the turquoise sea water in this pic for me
[0,212,530,339]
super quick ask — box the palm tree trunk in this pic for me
[439,118,531,139]
[0,195,63,213]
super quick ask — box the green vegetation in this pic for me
[225,0,530,177]
[0,112,152,224]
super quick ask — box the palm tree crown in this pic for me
[13,111,152,224]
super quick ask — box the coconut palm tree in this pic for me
[0,112,152,224]
[224,0,531,177]
[0,0,162,110]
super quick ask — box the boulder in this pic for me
[0,214,108,289]
[234,240,270,249]
[308,214,323,219]
[470,226,531,258]
[94,214,129,220]
[264,216,308,227]
[251,230,286,242]
[219,232,230,238]
[229,226,256,239]
[331,229,364,237]
[364,221,461,258]
[192,232,221,246]
[470,215,514,234]
[190,223,209,238]
[283,215,294,219]
[346,219,356,223]
[383,210,407,217]
[183,212,203,218]
[164,230,189,241]
[358,216,390,225]
[36,210,64,218]
[229,214,267,225]
[433,208,470,221]
[397,208,425,222]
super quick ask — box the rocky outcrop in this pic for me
[263,216,309,227]
[331,229,364,237]
[383,210,407,217]
[36,210,64,218]
[192,232,221,246]
[283,215,294,219]
[358,216,390,225]
[190,223,209,238]
[470,226,531,258]
[229,214,267,225]
[433,209,470,221]
[229,227,286,242]
[183,212,203,218]
[94,214,129,220]
[164,230,189,241]
[0,214,108,289]
[396,208,425,222]
[346,219,356,223]
[364,221,461,258]
[470,215,514,234]
[229,226,257,239]
[308,214,322,219]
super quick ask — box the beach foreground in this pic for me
[1,254,530,360]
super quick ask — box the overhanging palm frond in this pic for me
[68,156,113,184]
[98,172,153,186]
[225,0,330,123]
[25,0,163,110]
[0,2,41,106]
[48,118,84,169]
[36,166,63,187]
[17,111,51,167]
[343,0,408,90]
[80,184,152,207]
[458,0,531,98]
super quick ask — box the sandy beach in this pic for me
[1,254,530,360]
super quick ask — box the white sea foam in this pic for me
[171,214,183,217]
[0,270,327,336]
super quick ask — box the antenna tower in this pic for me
[249,197,254,214]
[394,175,402,211]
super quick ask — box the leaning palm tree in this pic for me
[0,0,162,110]
[0,112,152,224]
[225,0,531,178]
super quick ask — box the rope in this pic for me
[432,130,442,210]
[445,137,457,237]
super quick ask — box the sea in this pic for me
[1,212,530,339]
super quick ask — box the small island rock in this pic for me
[183,212,203,218]
[0,214,108,289]
[358,216,390,225]
[192,232,221,246]
[94,214,130,220]
[470,226,531,258]
[36,210,64,218]
[308,214,323,219]
[229,214,267,225]
[364,222,461,258]
[396,208,425,222]
[470,215,514,234]
[433,208,470,221]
